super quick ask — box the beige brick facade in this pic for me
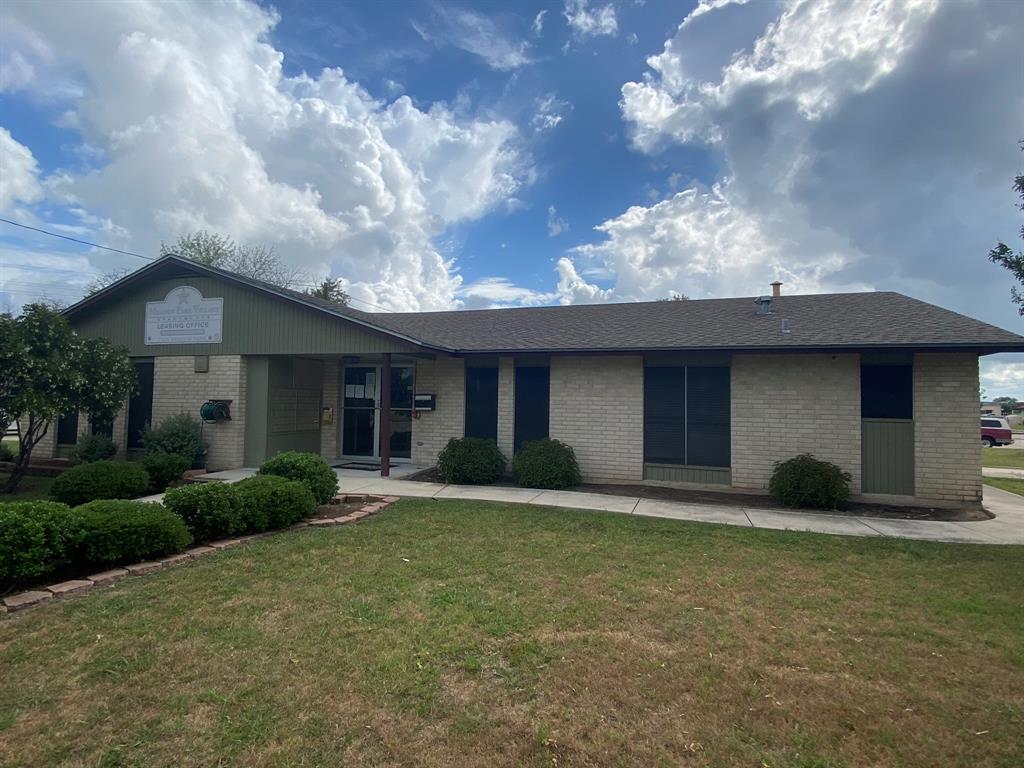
[411,356,465,465]
[913,353,981,504]
[497,357,515,461]
[320,360,339,458]
[549,356,645,482]
[731,354,862,492]
[152,356,246,471]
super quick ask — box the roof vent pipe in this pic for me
[755,296,773,315]
[771,281,783,298]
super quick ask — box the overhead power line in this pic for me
[0,217,156,261]
[0,217,394,313]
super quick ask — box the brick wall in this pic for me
[914,352,981,504]
[153,356,246,471]
[549,355,645,482]
[321,361,339,458]
[497,356,515,461]
[731,354,862,492]
[412,356,465,465]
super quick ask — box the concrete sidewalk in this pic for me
[192,469,1024,546]
[982,467,1024,480]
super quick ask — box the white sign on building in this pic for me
[145,286,224,345]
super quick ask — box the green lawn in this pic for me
[984,477,1024,497]
[982,447,1024,469]
[1,500,1022,768]
[0,472,55,501]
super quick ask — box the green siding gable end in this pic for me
[70,276,423,356]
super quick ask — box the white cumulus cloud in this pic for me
[0,0,534,310]
[560,0,1024,334]
[0,127,43,213]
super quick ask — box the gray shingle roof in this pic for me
[64,256,1024,354]
[363,292,1024,353]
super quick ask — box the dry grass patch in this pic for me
[1,499,1022,767]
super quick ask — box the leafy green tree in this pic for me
[988,141,1024,315]
[0,304,136,493]
[160,230,306,289]
[305,277,350,306]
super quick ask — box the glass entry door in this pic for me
[340,364,414,460]
[342,366,377,457]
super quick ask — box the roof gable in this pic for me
[65,257,430,356]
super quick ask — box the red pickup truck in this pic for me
[981,416,1014,447]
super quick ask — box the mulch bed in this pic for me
[403,468,987,522]
[310,495,383,520]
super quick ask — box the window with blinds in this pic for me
[643,365,730,468]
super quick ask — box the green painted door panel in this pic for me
[861,419,914,495]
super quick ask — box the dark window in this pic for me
[861,365,912,419]
[982,419,1002,428]
[686,367,731,468]
[56,412,79,445]
[643,367,685,464]
[91,416,113,439]
[514,366,549,452]
[126,361,154,449]
[465,367,499,441]
[643,365,730,468]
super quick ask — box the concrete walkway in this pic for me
[195,468,1024,545]
[982,467,1024,480]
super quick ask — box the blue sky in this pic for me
[1,0,1022,393]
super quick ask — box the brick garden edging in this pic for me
[1,494,400,615]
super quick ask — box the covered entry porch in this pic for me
[243,352,437,477]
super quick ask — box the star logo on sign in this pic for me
[176,289,191,306]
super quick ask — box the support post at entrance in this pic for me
[379,353,391,477]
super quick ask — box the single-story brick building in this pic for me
[41,255,1024,507]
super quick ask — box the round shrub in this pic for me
[436,437,506,485]
[512,439,581,490]
[162,482,243,543]
[234,475,316,532]
[141,413,207,468]
[50,460,150,507]
[769,453,852,509]
[0,501,82,587]
[73,500,191,566]
[0,441,15,462]
[257,452,338,505]
[142,452,190,493]
[71,433,118,463]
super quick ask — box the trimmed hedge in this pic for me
[234,475,316,532]
[142,452,190,493]
[0,441,14,462]
[141,413,207,468]
[162,482,244,543]
[0,501,81,587]
[512,439,581,490]
[71,433,117,463]
[437,437,506,485]
[50,460,150,507]
[73,500,191,566]
[257,452,338,505]
[769,453,851,509]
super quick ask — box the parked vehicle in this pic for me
[981,416,1014,447]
